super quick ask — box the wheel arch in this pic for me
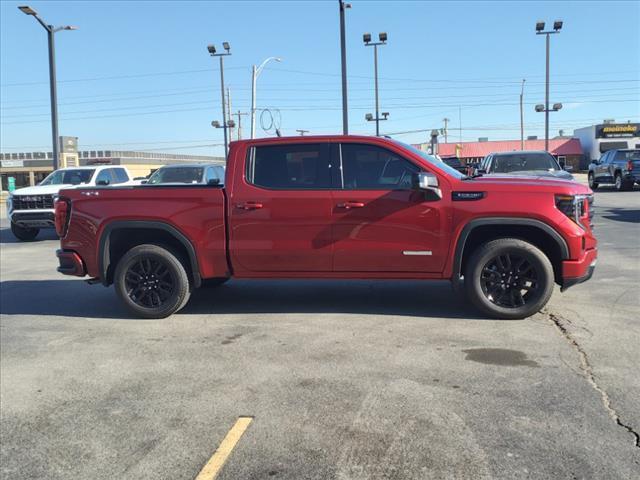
[452,218,569,284]
[98,220,201,288]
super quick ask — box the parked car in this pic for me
[143,163,225,185]
[55,135,596,320]
[441,157,469,174]
[6,165,133,241]
[476,151,574,180]
[588,149,639,191]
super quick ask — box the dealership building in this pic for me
[0,136,224,192]
[573,122,639,163]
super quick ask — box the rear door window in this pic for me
[247,143,331,189]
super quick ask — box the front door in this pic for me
[331,142,450,273]
[228,142,334,273]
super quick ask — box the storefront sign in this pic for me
[1,160,24,168]
[595,123,639,138]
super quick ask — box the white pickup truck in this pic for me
[6,165,133,241]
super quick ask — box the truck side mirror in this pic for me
[207,178,220,185]
[96,179,110,186]
[412,172,442,199]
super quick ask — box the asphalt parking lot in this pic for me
[1,182,639,479]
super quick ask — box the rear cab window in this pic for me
[246,143,331,189]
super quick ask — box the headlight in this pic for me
[555,194,593,229]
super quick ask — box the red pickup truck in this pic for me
[55,135,597,319]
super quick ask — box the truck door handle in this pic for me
[337,201,365,209]
[236,202,263,210]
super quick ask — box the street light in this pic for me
[18,5,77,171]
[363,31,388,136]
[535,19,563,152]
[207,42,232,159]
[250,56,282,139]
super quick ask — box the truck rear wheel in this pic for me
[464,238,554,319]
[114,244,191,319]
[10,223,39,241]
[588,172,598,190]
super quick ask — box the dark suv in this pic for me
[588,149,639,191]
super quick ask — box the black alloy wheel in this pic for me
[464,238,554,319]
[114,244,191,318]
[124,257,175,309]
[480,253,539,309]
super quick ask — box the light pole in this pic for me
[339,0,351,135]
[212,119,236,151]
[251,56,282,139]
[18,5,77,171]
[207,42,232,159]
[363,32,387,136]
[520,79,526,150]
[535,20,563,151]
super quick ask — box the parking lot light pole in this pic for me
[339,0,351,135]
[18,5,77,171]
[535,20,563,152]
[251,57,282,139]
[207,43,232,160]
[364,32,387,136]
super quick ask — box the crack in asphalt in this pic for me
[544,310,640,449]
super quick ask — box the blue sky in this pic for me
[1,0,639,156]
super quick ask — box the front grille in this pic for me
[12,194,55,210]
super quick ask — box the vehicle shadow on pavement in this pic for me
[0,227,59,244]
[600,208,640,223]
[0,279,491,320]
[183,279,490,320]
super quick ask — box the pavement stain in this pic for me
[462,348,539,367]
[221,333,243,345]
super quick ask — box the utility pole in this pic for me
[520,79,526,150]
[232,111,248,140]
[459,106,462,142]
[207,42,232,159]
[296,129,309,136]
[18,6,77,171]
[226,87,233,141]
[339,0,351,135]
[442,118,450,143]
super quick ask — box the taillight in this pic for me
[54,197,71,237]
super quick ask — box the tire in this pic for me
[464,238,554,320]
[10,223,39,241]
[588,172,598,190]
[614,172,629,191]
[114,244,191,319]
[201,277,230,288]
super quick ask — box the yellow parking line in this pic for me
[194,416,253,480]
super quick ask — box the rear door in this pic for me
[228,142,334,273]
[330,142,451,273]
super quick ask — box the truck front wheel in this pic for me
[10,223,39,241]
[114,244,191,319]
[464,238,554,319]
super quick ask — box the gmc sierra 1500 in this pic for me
[55,135,597,319]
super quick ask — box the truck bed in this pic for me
[59,185,228,282]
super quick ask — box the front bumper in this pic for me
[10,210,56,229]
[561,247,597,291]
[56,249,86,277]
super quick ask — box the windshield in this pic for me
[392,140,467,179]
[444,158,462,167]
[491,153,559,173]
[147,167,205,184]
[40,169,95,186]
[614,150,640,161]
